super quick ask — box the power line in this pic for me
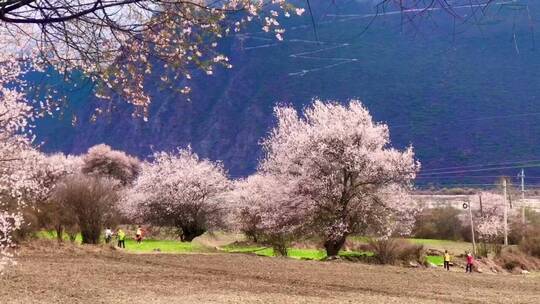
[420,159,540,173]
[418,164,540,176]
[417,175,515,179]
[415,183,500,187]
[391,112,540,129]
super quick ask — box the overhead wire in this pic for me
[418,163,540,176]
[420,158,540,172]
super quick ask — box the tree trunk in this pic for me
[324,236,347,257]
[68,232,78,243]
[80,225,101,244]
[180,225,206,242]
[268,233,288,256]
[272,243,288,256]
[55,225,64,243]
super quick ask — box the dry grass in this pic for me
[495,247,540,272]
[1,242,539,304]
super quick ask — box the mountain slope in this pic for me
[35,0,540,185]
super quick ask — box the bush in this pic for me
[413,207,464,240]
[439,188,477,195]
[267,234,288,256]
[53,175,118,244]
[519,227,540,258]
[237,208,263,243]
[368,238,425,265]
[495,247,540,271]
[11,207,39,242]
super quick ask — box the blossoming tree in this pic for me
[472,192,506,244]
[0,0,304,114]
[32,153,83,241]
[230,173,307,255]
[82,144,141,186]
[260,100,420,256]
[124,148,230,241]
[0,51,41,272]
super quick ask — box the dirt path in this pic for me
[1,248,539,303]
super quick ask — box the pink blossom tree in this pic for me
[124,148,230,242]
[82,144,140,186]
[260,100,420,256]
[0,1,304,113]
[230,173,307,255]
[0,59,42,272]
[471,192,506,244]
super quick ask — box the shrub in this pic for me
[502,260,520,271]
[237,208,263,243]
[413,207,463,240]
[267,234,288,256]
[495,247,540,271]
[368,238,425,265]
[53,175,118,244]
[11,206,39,242]
[519,227,540,258]
[439,188,477,195]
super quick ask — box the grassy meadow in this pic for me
[34,230,472,265]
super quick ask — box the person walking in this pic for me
[104,227,113,244]
[117,228,126,248]
[443,250,451,271]
[136,226,143,244]
[465,252,474,273]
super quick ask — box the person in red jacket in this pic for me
[465,252,474,273]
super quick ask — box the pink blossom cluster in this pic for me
[0,1,304,114]
[0,70,38,272]
[0,211,22,274]
[229,173,308,238]
[0,56,75,271]
[471,192,506,241]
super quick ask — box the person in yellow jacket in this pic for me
[443,250,451,271]
[117,228,126,248]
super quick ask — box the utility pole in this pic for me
[518,169,526,224]
[478,193,483,215]
[503,178,509,246]
[467,198,477,255]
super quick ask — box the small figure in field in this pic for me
[443,250,451,271]
[135,226,143,244]
[104,227,113,244]
[117,228,126,248]
[465,252,474,273]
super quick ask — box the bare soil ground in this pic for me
[1,244,539,304]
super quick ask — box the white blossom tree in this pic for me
[124,148,230,241]
[260,100,420,256]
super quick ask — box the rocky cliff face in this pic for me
[35,1,540,183]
